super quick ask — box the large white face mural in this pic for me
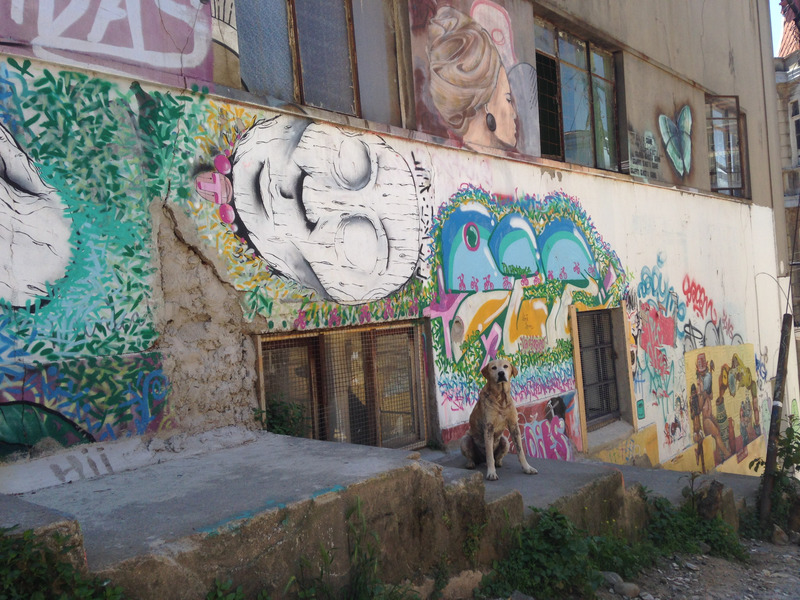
[0,122,72,307]
[199,116,423,305]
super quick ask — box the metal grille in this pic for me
[257,321,427,449]
[536,52,562,158]
[577,310,619,430]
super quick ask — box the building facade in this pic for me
[0,0,795,477]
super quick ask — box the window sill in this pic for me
[207,88,752,204]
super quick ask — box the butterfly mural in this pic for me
[659,105,692,177]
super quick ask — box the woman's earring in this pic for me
[486,111,497,132]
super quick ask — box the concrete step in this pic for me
[2,430,762,599]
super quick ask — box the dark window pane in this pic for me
[560,63,593,166]
[537,52,562,157]
[295,0,356,115]
[236,0,294,101]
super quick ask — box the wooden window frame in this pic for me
[534,18,620,171]
[256,319,430,450]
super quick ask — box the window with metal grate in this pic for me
[256,320,429,449]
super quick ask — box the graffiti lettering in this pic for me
[521,417,573,461]
[518,336,547,354]
[637,257,686,321]
[8,0,212,70]
[682,275,717,324]
[49,447,114,484]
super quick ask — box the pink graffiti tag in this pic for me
[520,417,573,461]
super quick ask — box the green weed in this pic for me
[749,414,800,537]
[0,527,125,599]
[254,400,308,438]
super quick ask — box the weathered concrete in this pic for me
[4,430,762,599]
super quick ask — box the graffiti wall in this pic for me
[0,47,787,472]
[0,58,184,455]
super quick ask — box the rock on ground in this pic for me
[595,539,800,600]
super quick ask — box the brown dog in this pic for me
[460,359,538,481]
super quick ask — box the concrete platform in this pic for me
[1,430,763,598]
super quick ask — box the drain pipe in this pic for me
[759,312,794,530]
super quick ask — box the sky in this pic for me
[773,0,788,55]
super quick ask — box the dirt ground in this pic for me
[595,538,800,600]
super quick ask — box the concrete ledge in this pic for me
[96,461,516,599]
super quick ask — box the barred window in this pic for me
[256,321,430,450]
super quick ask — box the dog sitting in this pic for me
[460,359,538,481]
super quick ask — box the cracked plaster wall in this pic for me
[151,201,264,435]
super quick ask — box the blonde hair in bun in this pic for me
[427,6,501,136]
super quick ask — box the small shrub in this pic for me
[206,579,246,600]
[254,400,307,437]
[750,414,800,536]
[646,496,746,561]
[477,508,604,599]
[0,527,125,599]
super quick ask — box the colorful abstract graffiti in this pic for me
[0,58,189,452]
[621,249,762,468]
[425,185,626,436]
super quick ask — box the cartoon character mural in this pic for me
[0,122,72,307]
[685,345,760,469]
[412,0,540,156]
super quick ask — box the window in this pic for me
[571,306,635,442]
[534,18,619,171]
[576,310,620,429]
[792,100,800,166]
[235,0,407,125]
[706,95,747,197]
[256,321,430,449]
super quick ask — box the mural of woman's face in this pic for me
[486,67,516,148]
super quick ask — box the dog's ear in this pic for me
[481,363,491,380]
[511,363,518,378]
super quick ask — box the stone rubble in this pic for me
[594,538,800,600]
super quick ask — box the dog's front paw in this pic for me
[523,465,538,475]
[465,461,476,469]
[486,471,499,481]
